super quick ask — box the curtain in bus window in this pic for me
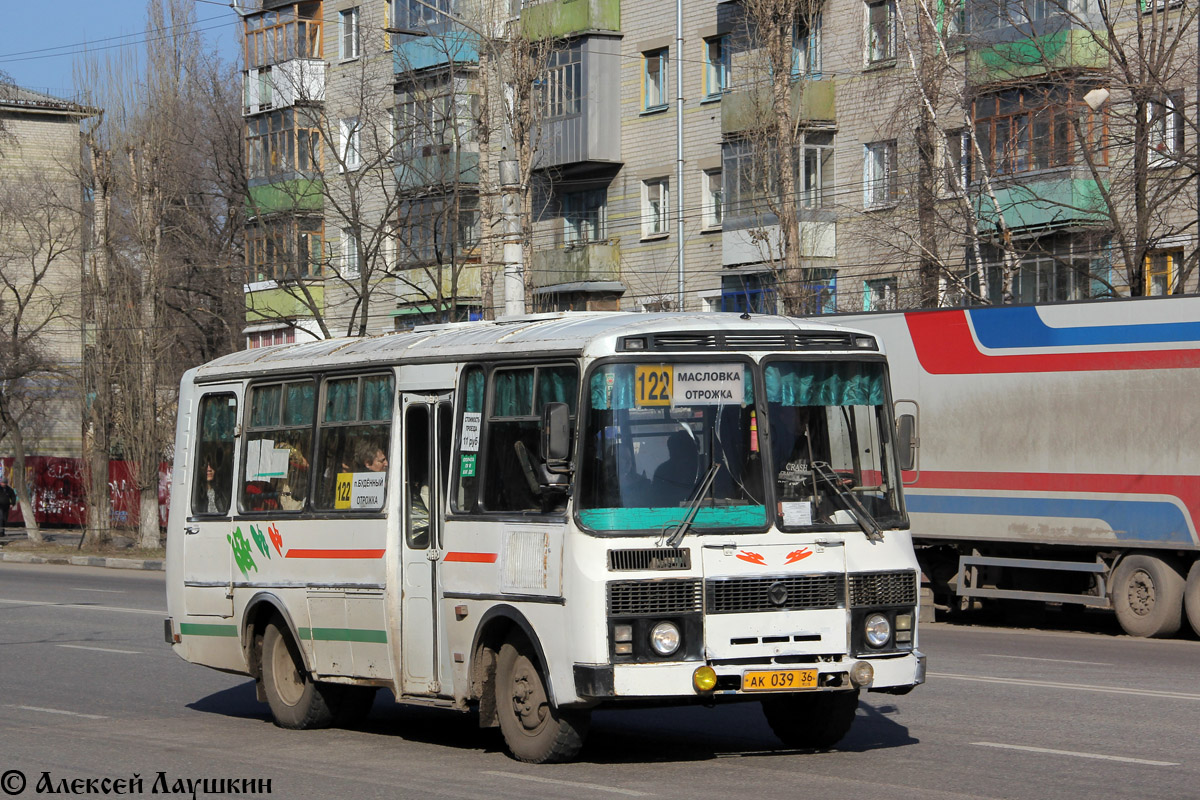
[314,374,394,510]
[324,379,358,422]
[463,368,485,413]
[285,382,316,424]
[536,366,577,413]
[361,375,393,419]
[764,362,883,407]
[493,369,534,416]
[251,384,281,426]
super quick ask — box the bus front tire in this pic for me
[261,620,336,729]
[762,689,860,750]
[1111,555,1184,638]
[495,636,589,763]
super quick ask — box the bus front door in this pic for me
[399,393,452,695]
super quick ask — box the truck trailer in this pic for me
[837,296,1200,638]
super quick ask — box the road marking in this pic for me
[484,771,652,797]
[71,588,125,594]
[983,654,1110,666]
[932,672,1200,701]
[9,705,108,720]
[57,644,140,655]
[0,598,161,616]
[972,742,1179,767]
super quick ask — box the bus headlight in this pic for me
[864,613,892,648]
[649,621,681,656]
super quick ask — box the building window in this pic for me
[702,169,723,229]
[340,117,361,169]
[866,0,895,64]
[705,36,729,98]
[644,49,669,111]
[341,228,360,276]
[721,271,835,315]
[247,327,298,349]
[246,109,322,182]
[245,9,322,69]
[801,132,834,208]
[563,189,607,245]
[973,85,1107,176]
[392,0,452,30]
[642,178,669,237]
[864,140,897,207]
[942,128,970,194]
[401,194,480,265]
[970,235,1103,303]
[396,77,478,157]
[340,7,361,60]
[1145,249,1181,296]
[245,218,324,283]
[969,0,1051,32]
[543,44,583,120]
[1148,94,1184,164]
[793,13,822,77]
[864,277,897,310]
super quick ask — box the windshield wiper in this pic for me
[811,461,883,542]
[665,462,721,548]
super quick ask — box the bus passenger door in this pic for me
[399,393,452,695]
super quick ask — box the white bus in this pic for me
[165,312,925,763]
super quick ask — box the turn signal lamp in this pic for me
[850,661,875,688]
[692,665,718,693]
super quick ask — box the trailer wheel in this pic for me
[495,635,589,763]
[762,689,860,750]
[1185,560,1200,637]
[261,619,336,729]
[1111,555,1184,638]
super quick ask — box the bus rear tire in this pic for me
[495,636,589,763]
[262,619,336,729]
[1185,560,1200,637]
[762,689,859,750]
[1112,555,1184,638]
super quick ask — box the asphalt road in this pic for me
[2,562,1199,800]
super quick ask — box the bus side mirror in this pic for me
[541,402,571,473]
[896,409,919,479]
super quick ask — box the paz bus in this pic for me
[164,312,925,763]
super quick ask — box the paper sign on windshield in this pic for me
[672,364,744,405]
[335,472,386,510]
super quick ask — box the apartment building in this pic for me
[235,0,1197,338]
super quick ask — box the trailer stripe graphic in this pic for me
[906,471,1200,545]
[906,310,1200,374]
[968,306,1200,349]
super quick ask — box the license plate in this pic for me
[742,668,819,692]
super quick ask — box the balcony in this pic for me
[245,282,325,322]
[395,149,480,190]
[969,28,1107,82]
[520,0,620,40]
[394,32,479,73]
[721,80,835,136]
[972,174,1109,232]
[246,179,323,217]
[244,60,324,115]
[531,240,620,289]
[533,38,621,170]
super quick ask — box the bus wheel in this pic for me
[1185,561,1200,637]
[261,620,336,729]
[495,636,589,763]
[762,689,860,750]
[1112,555,1184,638]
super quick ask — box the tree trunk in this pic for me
[7,426,41,543]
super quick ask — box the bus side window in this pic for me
[452,365,485,513]
[191,394,237,517]
[314,374,394,511]
[241,380,315,513]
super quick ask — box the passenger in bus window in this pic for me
[355,439,388,472]
[652,429,700,506]
[198,455,230,515]
[277,439,310,511]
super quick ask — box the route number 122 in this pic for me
[635,365,673,406]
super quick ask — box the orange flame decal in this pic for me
[736,550,767,565]
[268,523,283,556]
[785,548,813,564]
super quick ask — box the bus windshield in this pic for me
[578,361,767,533]
[763,359,904,531]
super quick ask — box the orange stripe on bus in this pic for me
[284,549,385,559]
[443,552,498,563]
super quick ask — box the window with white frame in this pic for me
[866,0,895,64]
[642,178,669,236]
[702,169,723,228]
[864,277,897,310]
[543,44,583,120]
[864,140,897,207]
[339,117,361,169]
[563,189,606,245]
[391,0,452,30]
[942,128,970,195]
[705,36,729,98]
[801,132,834,208]
[340,7,361,60]
[341,227,360,276]
[1148,93,1184,164]
[793,13,822,77]
[644,49,669,110]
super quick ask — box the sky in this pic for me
[0,0,240,99]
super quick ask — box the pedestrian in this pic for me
[0,477,15,537]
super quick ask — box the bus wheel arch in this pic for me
[469,605,554,728]
[1110,553,1185,638]
[242,593,309,698]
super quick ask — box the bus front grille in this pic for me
[607,579,703,616]
[706,575,845,614]
[849,571,918,607]
[607,548,692,572]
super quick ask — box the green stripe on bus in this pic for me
[179,623,239,637]
[297,627,388,644]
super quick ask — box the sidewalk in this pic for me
[0,529,164,571]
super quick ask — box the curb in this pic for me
[1,551,164,571]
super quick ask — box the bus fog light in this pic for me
[650,621,681,656]
[864,613,891,648]
[614,624,633,643]
[894,614,913,631]
[693,666,717,693]
[614,642,633,655]
[850,661,875,687]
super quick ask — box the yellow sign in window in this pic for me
[634,365,673,406]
